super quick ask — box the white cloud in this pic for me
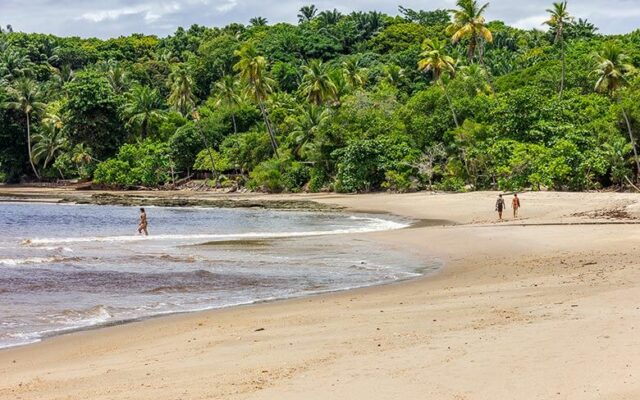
[511,14,548,30]
[77,2,182,24]
[2,0,639,38]
[216,0,238,13]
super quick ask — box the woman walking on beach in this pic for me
[512,193,521,219]
[495,194,506,221]
[138,208,149,236]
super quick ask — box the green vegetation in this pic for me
[2,1,640,192]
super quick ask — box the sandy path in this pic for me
[1,190,640,399]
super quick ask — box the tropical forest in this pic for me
[1,0,640,192]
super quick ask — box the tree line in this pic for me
[1,0,640,192]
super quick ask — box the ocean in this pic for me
[0,202,438,349]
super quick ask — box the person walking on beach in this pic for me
[138,208,148,236]
[495,194,506,221]
[512,193,521,219]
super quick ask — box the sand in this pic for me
[1,190,640,399]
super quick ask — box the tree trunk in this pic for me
[231,113,238,134]
[560,37,565,99]
[621,106,640,181]
[441,81,460,128]
[25,112,40,180]
[196,120,218,184]
[142,118,148,139]
[258,101,279,158]
[468,36,477,63]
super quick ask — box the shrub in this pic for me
[94,141,173,187]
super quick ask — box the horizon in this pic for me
[1,0,639,39]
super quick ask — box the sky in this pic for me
[0,0,638,39]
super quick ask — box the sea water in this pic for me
[0,202,438,349]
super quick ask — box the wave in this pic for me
[53,305,113,326]
[23,216,409,245]
[0,256,78,266]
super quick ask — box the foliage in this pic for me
[93,140,173,186]
[3,3,640,193]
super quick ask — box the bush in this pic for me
[94,141,173,187]
[247,157,310,193]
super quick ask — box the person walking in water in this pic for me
[495,194,506,221]
[512,193,521,219]
[138,207,148,236]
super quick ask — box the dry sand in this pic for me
[1,190,640,399]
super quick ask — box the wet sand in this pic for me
[1,189,640,399]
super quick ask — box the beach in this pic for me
[1,189,640,399]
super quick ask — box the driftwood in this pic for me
[624,176,640,193]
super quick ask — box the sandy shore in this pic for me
[1,189,640,399]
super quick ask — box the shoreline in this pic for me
[2,189,640,399]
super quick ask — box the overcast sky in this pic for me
[1,0,638,39]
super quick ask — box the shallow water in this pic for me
[0,203,438,349]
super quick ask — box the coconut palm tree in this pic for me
[544,1,573,98]
[0,45,30,80]
[249,17,268,27]
[342,57,367,90]
[593,43,639,178]
[459,63,492,95]
[32,114,66,171]
[300,59,337,106]
[99,60,129,94]
[290,104,330,157]
[234,45,279,156]
[2,77,46,179]
[298,5,318,23]
[167,65,197,117]
[124,85,165,139]
[214,75,242,134]
[418,38,459,128]
[447,0,493,63]
[50,64,74,89]
[381,64,405,87]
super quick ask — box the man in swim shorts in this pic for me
[495,194,506,221]
[512,193,521,219]
[138,207,148,236]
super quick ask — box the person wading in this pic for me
[138,207,149,236]
[495,194,506,221]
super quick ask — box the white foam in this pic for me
[0,256,62,266]
[25,217,409,245]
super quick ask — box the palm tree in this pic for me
[214,75,243,134]
[418,38,459,128]
[342,57,367,90]
[298,5,318,23]
[0,46,30,80]
[459,63,492,95]
[300,59,337,106]
[317,9,342,26]
[381,64,405,87]
[2,77,46,179]
[249,17,268,27]
[124,85,165,139]
[544,1,573,98]
[290,104,329,157]
[32,114,66,171]
[567,18,598,39]
[603,137,633,185]
[593,43,640,178]
[167,65,197,117]
[100,60,129,94]
[233,45,279,156]
[447,0,493,63]
[50,64,74,89]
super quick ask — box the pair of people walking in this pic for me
[495,193,521,221]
